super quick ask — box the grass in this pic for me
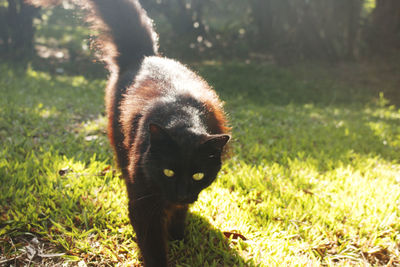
[0,61,399,266]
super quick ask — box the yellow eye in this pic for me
[163,169,175,177]
[192,172,204,181]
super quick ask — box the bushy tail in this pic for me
[83,0,158,73]
[28,0,158,73]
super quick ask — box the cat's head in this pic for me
[143,123,230,204]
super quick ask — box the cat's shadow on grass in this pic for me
[167,212,251,267]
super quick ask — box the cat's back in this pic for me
[121,56,222,122]
[137,56,211,96]
[120,56,228,146]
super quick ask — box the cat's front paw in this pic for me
[169,225,185,240]
[143,256,168,267]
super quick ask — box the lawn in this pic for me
[0,61,399,266]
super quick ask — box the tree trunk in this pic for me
[368,0,400,53]
[0,0,39,62]
[346,0,363,59]
[0,6,9,53]
[249,0,273,51]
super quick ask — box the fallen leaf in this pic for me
[100,165,115,176]
[302,189,314,195]
[223,231,247,241]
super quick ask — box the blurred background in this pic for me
[0,0,399,102]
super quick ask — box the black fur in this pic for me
[28,0,231,266]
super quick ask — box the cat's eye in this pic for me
[192,172,204,181]
[163,169,175,177]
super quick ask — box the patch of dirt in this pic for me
[308,235,400,266]
[0,235,66,266]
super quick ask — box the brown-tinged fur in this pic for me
[27,0,230,266]
[120,57,229,180]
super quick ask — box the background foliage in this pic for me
[1,0,400,64]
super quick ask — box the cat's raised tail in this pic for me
[82,0,158,73]
[28,0,158,73]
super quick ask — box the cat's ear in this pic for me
[149,123,172,144]
[201,134,230,152]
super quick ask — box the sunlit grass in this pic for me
[1,62,399,266]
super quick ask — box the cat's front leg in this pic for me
[129,199,168,267]
[168,205,188,241]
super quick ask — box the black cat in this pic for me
[30,0,230,266]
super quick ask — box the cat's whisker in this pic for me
[134,193,159,202]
